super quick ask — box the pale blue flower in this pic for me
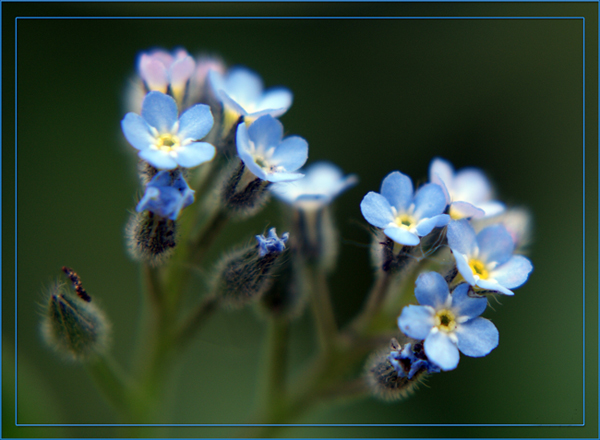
[271,161,358,209]
[429,158,504,220]
[447,219,533,296]
[256,228,289,257]
[237,115,308,183]
[360,171,450,246]
[398,272,499,371]
[209,67,292,123]
[121,91,216,170]
[136,171,195,220]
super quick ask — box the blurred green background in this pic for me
[4,1,597,438]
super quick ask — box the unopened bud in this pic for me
[41,272,110,361]
[126,211,178,266]
[365,339,438,401]
[214,228,289,308]
[221,161,270,218]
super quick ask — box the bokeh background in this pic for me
[4,1,597,438]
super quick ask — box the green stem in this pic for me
[86,354,134,418]
[173,295,219,350]
[305,264,338,352]
[346,269,393,337]
[263,317,290,422]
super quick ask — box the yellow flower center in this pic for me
[449,205,465,220]
[156,133,181,152]
[434,309,456,333]
[468,259,489,280]
[395,214,416,229]
[254,156,268,169]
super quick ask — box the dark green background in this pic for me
[3,1,597,438]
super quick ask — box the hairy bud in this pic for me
[214,228,289,308]
[41,271,110,361]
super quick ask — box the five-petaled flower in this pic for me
[209,67,293,128]
[136,171,195,220]
[121,91,216,170]
[237,114,308,183]
[447,219,533,296]
[360,171,450,246]
[429,157,504,220]
[255,228,289,257]
[398,272,499,371]
[271,161,358,210]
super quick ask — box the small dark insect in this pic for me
[62,266,91,302]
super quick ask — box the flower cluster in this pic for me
[40,45,536,423]
[361,158,533,377]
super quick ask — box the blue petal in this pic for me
[176,142,216,168]
[256,88,293,117]
[266,171,304,183]
[453,250,477,285]
[360,192,394,228]
[447,219,476,256]
[224,67,263,106]
[478,201,505,218]
[236,122,253,157]
[414,271,450,308]
[476,278,515,296]
[248,115,283,149]
[398,305,435,340]
[147,170,172,188]
[141,91,179,133]
[138,148,178,170]
[414,214,450,237]
[429,158,454,201]
[380,171,413,212]
[413,183,448,220]
[178,104,214,140]
[121,113,154,150]
[220,92,247,116]
[476,224,514,265]
[490,255,533,289]
[424,331,460,371]
[383,227,420,246]
[449,201,485,220]
[450,283,487,319]
[453,169,493,204]
[271,136,308,172]
[456,317,499,357]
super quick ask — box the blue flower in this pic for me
[360,171,450,246]
[447,219,533,296]
[237,115,308,183]
[388,342,441,379]
[121,91,216,170]
[209,66,292,124]
[398,272,499,371]
[136,171,195,220]
[429,158,505,220]
[256,228,289,257]
[271,161,358,209]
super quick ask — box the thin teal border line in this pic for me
[13,15,588,428]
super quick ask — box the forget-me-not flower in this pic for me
[121,91,216,170]
[447,219,533,296]
[256,228,289,257]
[138,48,195,102]
[237,114,308,183]
[271,161,358,210]
[360,171,450,246]
[429,158,504,220]
[136,171,195,220]
[209,67,293,127]
[398,272,499,371]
